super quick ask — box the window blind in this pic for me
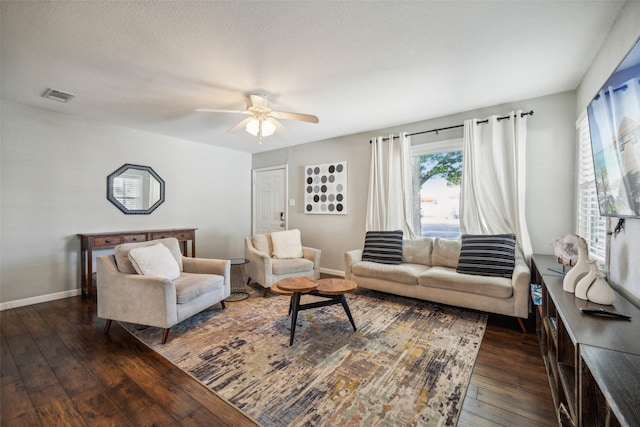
[576,114,607,265]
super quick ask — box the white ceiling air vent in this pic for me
[42,88,75,103]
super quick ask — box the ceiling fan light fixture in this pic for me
[245,118,275,137]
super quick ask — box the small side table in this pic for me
[226,258,250,302]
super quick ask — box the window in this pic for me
[412,139,463,239]
[576,114,607,266]
[113,173,144,210]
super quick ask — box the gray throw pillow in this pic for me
[362,230,403,265]
[456,234,516,278]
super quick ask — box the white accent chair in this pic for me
[97,237,230,343]
[244,230,321,297]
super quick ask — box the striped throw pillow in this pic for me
[362,230,404,265]
[456,234,517,278]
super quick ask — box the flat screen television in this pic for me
[587,38,640,218]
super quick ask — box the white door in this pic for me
[253,166,287,234]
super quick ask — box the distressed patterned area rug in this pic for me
[122,287,487,426]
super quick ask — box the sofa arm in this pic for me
[183,257,231,286]
[511,256,532,319]
[344,249,363,280]
[96,255,178,328]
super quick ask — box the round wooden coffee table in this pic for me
[274,277,357,345]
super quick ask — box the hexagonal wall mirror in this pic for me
[107,164,165,214]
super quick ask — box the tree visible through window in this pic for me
[412,141,463,239]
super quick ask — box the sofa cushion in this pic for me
[419,266,513,299]
[431,238,461,268]
[128,243,181,280]
[252,233,273,257]
[402,237,433,266]
[352,261,428,286]
[272,257,314,275]
[114,237,184,274]
[362,230,403,264]
[173,272,224,304]
[456,234,516,278]
[271,229,304,259]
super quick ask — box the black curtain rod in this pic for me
[373,110,534,142]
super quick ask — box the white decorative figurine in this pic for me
[558,234,590,293]
[586,272,616,305]
[575,259,598,300]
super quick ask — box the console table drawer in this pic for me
[151,230,194,241]
[122,234,147,243]
[173,230,194,240]
[94,236,122,247]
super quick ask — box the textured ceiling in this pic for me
[0,1,626,153]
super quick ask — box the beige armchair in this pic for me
[245,230,321,297]
[97,237,230,343]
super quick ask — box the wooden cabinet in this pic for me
[78,228,196,296]
[531,254,640,426]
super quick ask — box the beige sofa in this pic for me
[97,237,230,343]
[344,237,530,331]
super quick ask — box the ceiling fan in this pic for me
[196,94,319,143]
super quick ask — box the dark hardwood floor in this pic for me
[1,294,556,426]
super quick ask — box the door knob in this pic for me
[280,222,285,227]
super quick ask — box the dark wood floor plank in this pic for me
[69,385,136,427]
[1,308,28,338]
[461,393,553,427]
[457,407,502,427]
[29,383,88,426]
[1,332,22,385]
[475,385,556,426]
[6,334,60,393]
[15,305,56,340]
[0,377,38,425]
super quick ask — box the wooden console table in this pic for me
[531,254,640,426]
[77,228,196,296]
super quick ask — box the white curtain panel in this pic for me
[366,133,419,238]
[460,110,533,259]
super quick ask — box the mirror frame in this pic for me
[106,163,165,215]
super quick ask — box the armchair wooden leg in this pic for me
[517,318,527,333]
[263,287,270,298]
[220,300,226,309]
[103,319,112,335]
[161,328,170,344]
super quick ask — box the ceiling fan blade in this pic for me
[227,116,254,133]
[249,94,268,109]
[196,108,250,114]
[271,111,319,123]
[268,118,290,136]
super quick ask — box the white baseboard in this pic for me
[0,288,82,311]
[320,267,345,277]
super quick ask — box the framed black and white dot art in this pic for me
[304,161,347,215]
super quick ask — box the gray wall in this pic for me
[253,91,577,274]
[1,100,252,306]
[576,0,640,307]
